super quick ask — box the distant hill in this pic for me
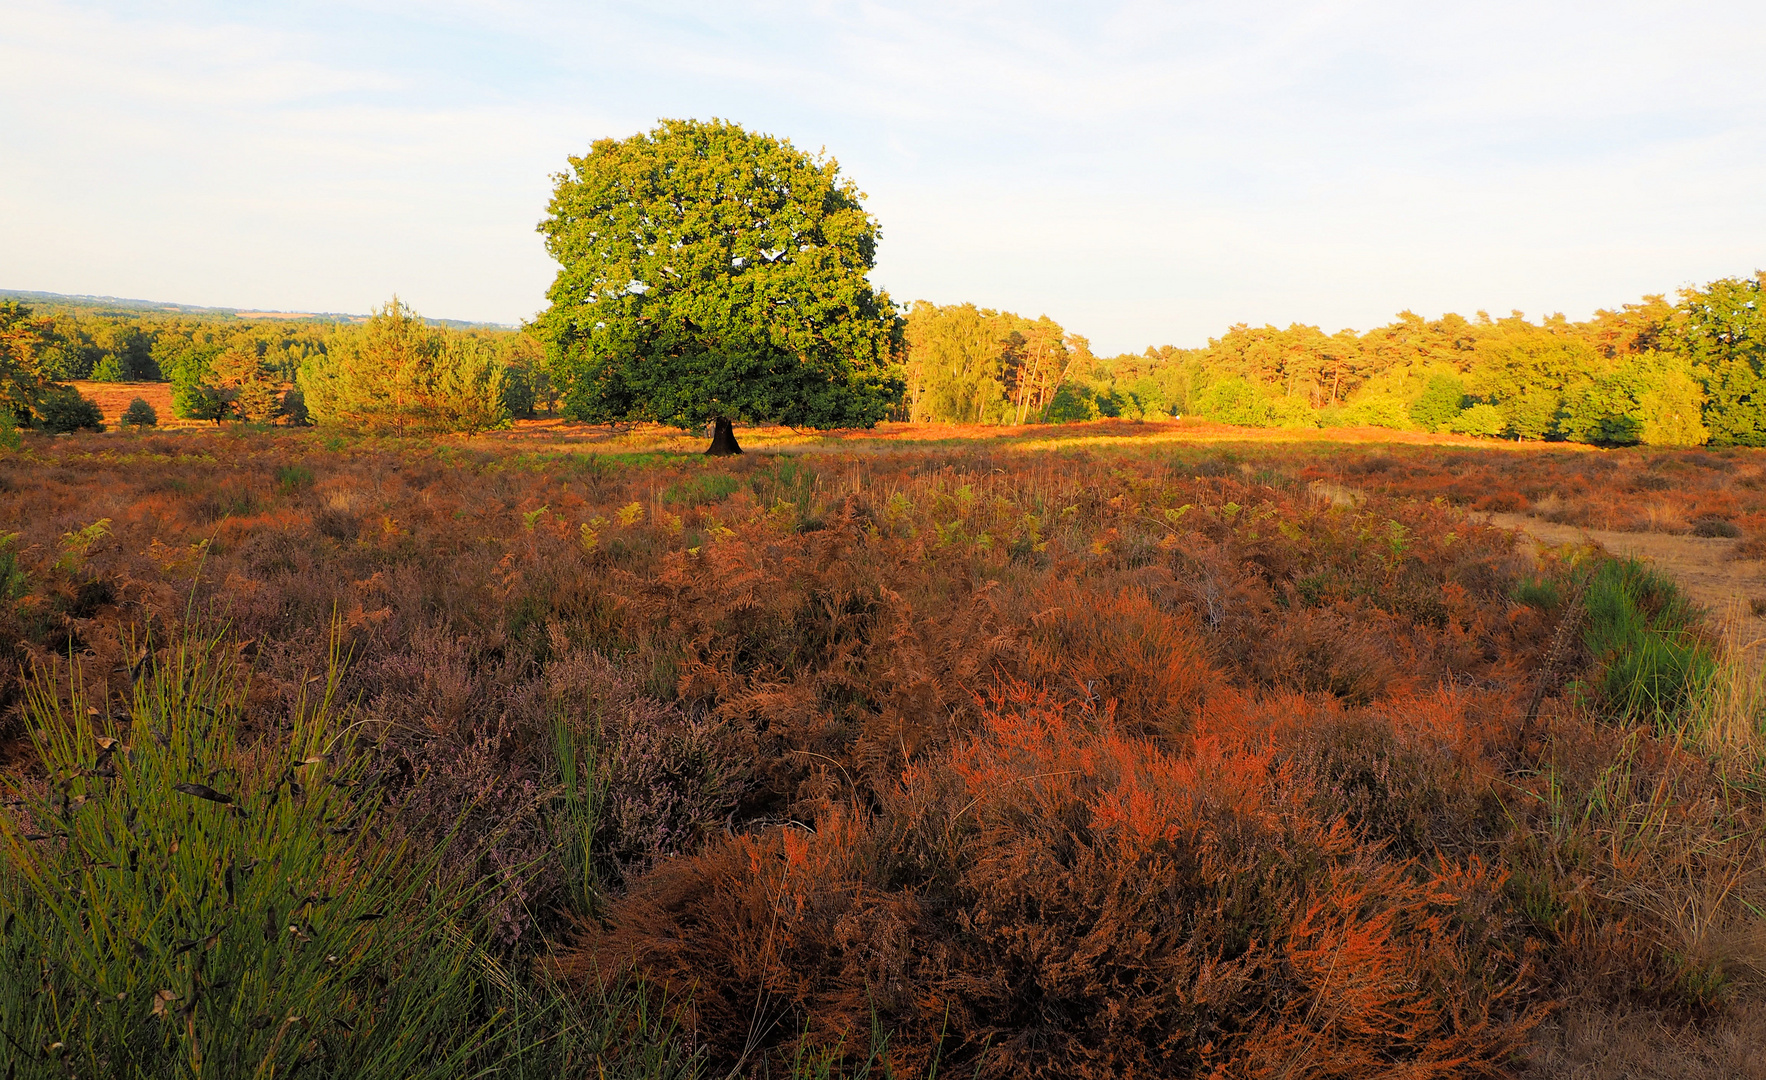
[0,288,513,331]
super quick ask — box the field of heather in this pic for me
[4,425,1766,1078]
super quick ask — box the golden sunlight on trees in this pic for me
[902,301,1091,424]
[298,298,510,435]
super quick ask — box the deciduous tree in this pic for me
[536,118,904,454]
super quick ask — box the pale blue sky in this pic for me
[4,1,1765,353]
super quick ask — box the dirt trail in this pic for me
[1481,512,1766,634]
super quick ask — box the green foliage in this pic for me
[1446,402,1506,437]
[0,407,20,451]
[1334,391,1414,429]
[171,349,231,423]
[91,353,127,382]
[1262,393,1317,429]
[1512,574,1562,612]
[279,386,310,426]
[749,456,822,527]
[903,302,1083,424]
[121,396,158,429]
[538,118,905,431]
[551,719,604,918]
[1,300,52,426]
[1559,352,1709,447]
[275,463,315,493]
[0,635,474,1077]
[0,633,705,1079]
[0,532,26,601]
[1497,388,1563,441]
[1197,375,1268,425]
[1639,364,1709,446]
[1408,374,1465,432]
[662,472,742,507]
[1582,558,1717,730]
[299,300,510,435]
[1676,272,1766,446]
[213,347,281,423]
[38,384,105,433]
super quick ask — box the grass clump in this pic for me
[1581,557,1717,730]
[661,471,742,508]
[0,632,696,1079]
[275,463,315,493]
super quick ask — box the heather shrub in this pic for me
[569,686,1543,1078]
[3,428,1762,1074]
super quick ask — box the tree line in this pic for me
[6,108,1764,450]
[0,297,554,434]
[908,275,1765,447]
[8,274,1764,447]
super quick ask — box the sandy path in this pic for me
[1481,512,1766,636]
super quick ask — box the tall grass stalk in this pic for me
[1683,598,1766,769]
[552,716,603,918]
[0,631,504,1077]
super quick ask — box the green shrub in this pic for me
[0,407,19,450]
[279,386,311,426]
[1447,402,1506,438]
[1262,394,1318,429]
[121,396,158,429]
[1409,374,1466,432]
[1333,391,1414,430]
[37,385,105,433]
[1197,376,1269,426]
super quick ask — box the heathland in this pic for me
[3,419,1765,1078]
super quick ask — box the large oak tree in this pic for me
[536,118,905,453]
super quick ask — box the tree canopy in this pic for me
[535,119,905,443]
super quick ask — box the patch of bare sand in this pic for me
[1481,511,1766,637]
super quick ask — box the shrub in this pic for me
[120,396,158,429]
[279,385,311,426]
[1198,375,1270,426]
[37,384,104,432]
[1337,391,1415,429]
[1263,393,1319,429]
[1448,402,1507,438]
[1409,374,1467,432]
[298,300,510,435]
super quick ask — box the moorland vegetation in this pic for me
[5,117,1766,1078]
[2,428,1765,1077]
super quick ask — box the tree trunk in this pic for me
[704,415,743,456]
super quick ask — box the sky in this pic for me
[4,1,1766,354]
